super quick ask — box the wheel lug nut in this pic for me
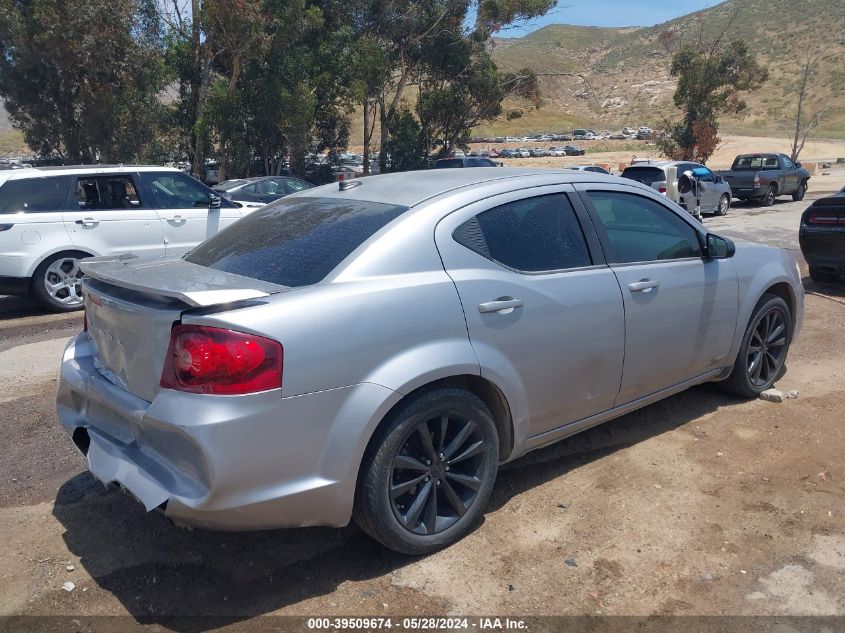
[445,465,450,471]
[436,480,441,486]
[425,476,430,482]
[426,460,431,466]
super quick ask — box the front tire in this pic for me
[31,252,86,312]
[721,294,791,398]
[715,194,730,216]
[354,387,499,555]
[792,181,807,201]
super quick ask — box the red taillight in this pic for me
[83,311,88,332]
[658,186,667,194]
[753,174,761,187]
[160,324,283,395]
[807,212,841,225]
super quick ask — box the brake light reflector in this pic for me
[160,324,283,395]
[753,174,761,187]
[807,212,840,225]
[658,186,667,194]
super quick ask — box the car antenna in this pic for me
[338,173,361,191]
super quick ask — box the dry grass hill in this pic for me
[485,0,845,138]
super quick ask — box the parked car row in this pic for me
[473,125,653,144]
[498,145,586,158]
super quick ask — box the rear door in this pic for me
[63,173,165,258]
[139,171,243,256]
[435,186,625,437]
[577,185,739,405]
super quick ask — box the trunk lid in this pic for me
[80,255,286,402]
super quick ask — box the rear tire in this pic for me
[354,387,499,555]
[31,252,87,312]
[760,185,777,207]
[792,181,807,201]
[721,294,791,398]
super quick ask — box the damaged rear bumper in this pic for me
[56,333,399,530]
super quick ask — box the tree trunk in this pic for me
[363,98,370,176]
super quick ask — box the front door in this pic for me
[63,173,165,258]
[140,172,243,256]
[435,187,625,437]
[578,186,739,405]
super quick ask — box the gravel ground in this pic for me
[0,183,843,631]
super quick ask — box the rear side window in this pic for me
[454,194,591,272]
[0,176,71,213]
[620,167,665,185]
[73,175,141,210]
[185,197,408,287]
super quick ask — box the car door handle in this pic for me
[168,215,186,224]
[75,217,98,227]
[627,279,660,293]
[478,297,524,314]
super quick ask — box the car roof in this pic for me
[298,167,645,208]
[0,164,183,185]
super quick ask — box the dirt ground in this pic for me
[0,176,843,631]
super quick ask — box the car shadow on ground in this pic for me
[52,382,746,629]
[802,276,845,298]
[0,294,48,317]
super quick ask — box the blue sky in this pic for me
[502,0,722,36]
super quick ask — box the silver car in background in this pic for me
[621,160,733,216]
[57,168,803,554]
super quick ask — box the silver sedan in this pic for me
[56,168,804,554]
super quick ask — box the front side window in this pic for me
[586,191,702,264]
[185,197,407,287]
[454,194,591,273]
[284,178,313,194]
[0,176,71,213]
[142,172,212,209]
[73,175,141,210]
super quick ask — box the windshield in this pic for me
[185,197,408,287]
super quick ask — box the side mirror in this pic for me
[715,175,724,184]
[705,233,735,259]
[795,162,801,168]
[209,193,222,208]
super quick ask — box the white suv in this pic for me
[0,165,251,311]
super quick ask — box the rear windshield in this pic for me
[435,159,464,169]
[732,155,779,170]
[620,167,665,185]
[185,197,408,287]
[0,176,71,213]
